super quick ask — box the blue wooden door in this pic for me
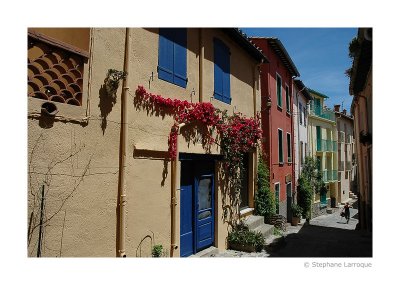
[180,161,195,257]
[195,174,214,251]
[180,159,214,256]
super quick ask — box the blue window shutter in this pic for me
[173,29,187,88]
[158,29,174,83]
[214,39,230,104]
[222,44,231,104]
[213,40,223,101]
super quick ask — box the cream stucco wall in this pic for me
[28,28,126,257]
[28,28,261,257]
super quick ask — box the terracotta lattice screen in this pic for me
[28,31,87,106]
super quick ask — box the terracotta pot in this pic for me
[291,216,300,226]
[229,242,258,253]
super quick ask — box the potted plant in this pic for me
[291,204,303,226]
[152,244,163,257]
[227,222,264,252]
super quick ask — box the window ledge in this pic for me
[279,162,284,166]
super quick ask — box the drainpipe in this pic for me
[199,29,204,103]
[170,122,186,257]
[117,28,131,257]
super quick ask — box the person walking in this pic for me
[344,202,351,224]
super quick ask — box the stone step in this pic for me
[253,223,275,239]
[243,215,265,231]
[190,246,219,257]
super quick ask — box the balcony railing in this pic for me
[316,139,337,152]
[310,102,336,122]
[322,170,338,182]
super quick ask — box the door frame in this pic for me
[179,154,220,256]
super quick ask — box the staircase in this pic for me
[243,215,274,240]
[349,190,358,200]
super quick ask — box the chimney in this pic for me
[334,105,340,112]
[342,109,347,115]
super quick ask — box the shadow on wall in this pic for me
[133,149,171,187]
[99,83,117,134]
[217,162,239,231]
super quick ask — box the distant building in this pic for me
[349,28,372,231]
[292,80,312,204]
[250,37,300,221]
[334,105,355,204]
[307,88,338,217]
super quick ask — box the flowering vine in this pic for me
[135,86,262,217]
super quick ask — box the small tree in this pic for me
[254,155,275,218]
[298,174,313,219]
[298,156,325,220]
[302,156,324,193]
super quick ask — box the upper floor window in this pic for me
[276,74,282,108]
[278,129,284,164]
[285,85,291,113]
[303,106,307,125]
[214,38,231,104]
[287,133,292,163]
[28,28,90,106]
[158,28,187,88]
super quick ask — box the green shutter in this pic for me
[278,129,283,163]
[277,75,282,107]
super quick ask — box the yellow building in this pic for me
[27,28,266,257]
[307,88,338,217]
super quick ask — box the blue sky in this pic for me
[241,28,358,112]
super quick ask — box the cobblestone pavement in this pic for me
[309,200,358,230]
[210,199,372,257]
[211,220,306,257]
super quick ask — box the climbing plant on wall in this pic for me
[135,86,262,221]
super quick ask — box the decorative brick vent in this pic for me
[28,35,85,106]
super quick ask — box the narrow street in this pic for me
[211,200,372,257]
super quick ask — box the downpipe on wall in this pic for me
[170,122,186,257]
[117,28,131,257]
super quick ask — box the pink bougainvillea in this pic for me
[135,85,262,161]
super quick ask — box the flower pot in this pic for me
[229,242,258,253]
[291,216,300,226]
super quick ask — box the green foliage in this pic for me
[151,244,163,257]
[255,156,276,217]
[273,227,283,236]
[298,174,313,219]
[291,203,303,218]
[227,222,264,252]
[302,156,324,193]
[348,37,360,59]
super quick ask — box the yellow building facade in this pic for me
[307,89,338,217]
[27,28,265,257]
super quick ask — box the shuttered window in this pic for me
[278,129,283,163]
[158,28,187,88]
[275,183,280,214]
[287,133,292,162]
[276,74,282,108]
[214,38,231,104]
